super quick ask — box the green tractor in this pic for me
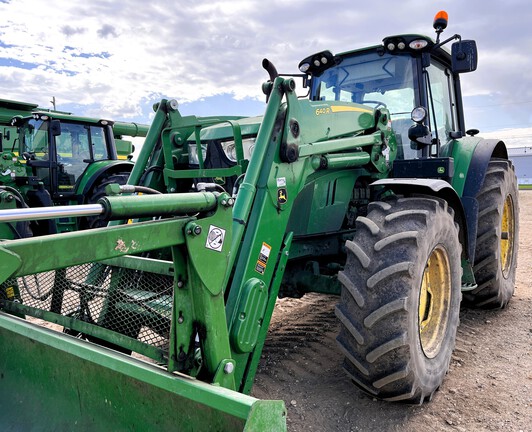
[0,103,149,237]
[0,11,518,430]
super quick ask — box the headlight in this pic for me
[221,141,237,162]
[221,138,256,162]
[188,143,207,165]
[411,106,428,124]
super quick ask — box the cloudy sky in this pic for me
[0,0,531,142]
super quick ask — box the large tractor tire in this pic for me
[463,158,519,309]
[80,172,130,229]
[336,196,462,403]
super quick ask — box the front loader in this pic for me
[0,12,518,430]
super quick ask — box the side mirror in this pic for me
[451,40,478,73]
[50,119,61,137]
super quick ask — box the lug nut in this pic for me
[187,224,202,236]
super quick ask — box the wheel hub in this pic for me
[418,246,451,359]
[500,195,515,278]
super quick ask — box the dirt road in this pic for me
[252,192,532,431]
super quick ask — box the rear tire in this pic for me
[336,196,462,403]
[463,159,519,309]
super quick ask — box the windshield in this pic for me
[311,51,419,158]
[312,51,416,114]
[22,118,48,156]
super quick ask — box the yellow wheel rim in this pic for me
[500,195,515,278]
[418,246,452,359]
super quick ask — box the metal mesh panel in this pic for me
[6,263,174,354]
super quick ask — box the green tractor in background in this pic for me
[0,11,518,430]
[0,99,148,237]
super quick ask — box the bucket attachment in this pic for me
[0,192,288,431]
[0,312,286,431]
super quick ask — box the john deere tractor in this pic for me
[0,11,518,430]
[0,103,148,237]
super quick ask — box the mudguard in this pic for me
[370,178,469,260]
[451,138,508,262]
[76,160,133,197]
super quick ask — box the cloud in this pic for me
[97,24,118,39]
[0,0,529,135]
[61,26,87,37]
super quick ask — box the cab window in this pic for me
[425,60,457,151]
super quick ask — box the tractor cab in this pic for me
[13,112,118,202]
[301,11,477,169]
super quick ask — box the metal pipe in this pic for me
[229,77,286,259]
[0,204,103,223]
[298,132,382,157]
[100,192,218,219]
[0,192,219,224]
[127,100,171,186]
[311,152,371,170]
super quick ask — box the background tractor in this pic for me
[0,11,518,430]
[0,100,148,237]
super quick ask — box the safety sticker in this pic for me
[276,177,287,187]
[255,242,271,274]
[205,225,226,252]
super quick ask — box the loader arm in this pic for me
[0,76,392,429]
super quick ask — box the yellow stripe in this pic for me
[330,106,373,114]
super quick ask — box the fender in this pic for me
[451,138,508,262]
[76,160,133,198]
[461,139,508,198]
[370,178,469,261]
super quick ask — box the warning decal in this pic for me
[205,225,226,252]
[255,242,272,274]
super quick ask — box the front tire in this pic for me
[463,159,519,309]
[336,196,462,403]
[80,172,130,229]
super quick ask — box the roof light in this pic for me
[40,115,49,121]
[409,39,429,50]
[298,50,335,76]
[387,43,395,51]
[397,42,406,50]
[299,62,310,73]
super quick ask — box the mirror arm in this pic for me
[432,33,461,51]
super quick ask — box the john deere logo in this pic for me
[277,188,287,204]
[437,167,445,174]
